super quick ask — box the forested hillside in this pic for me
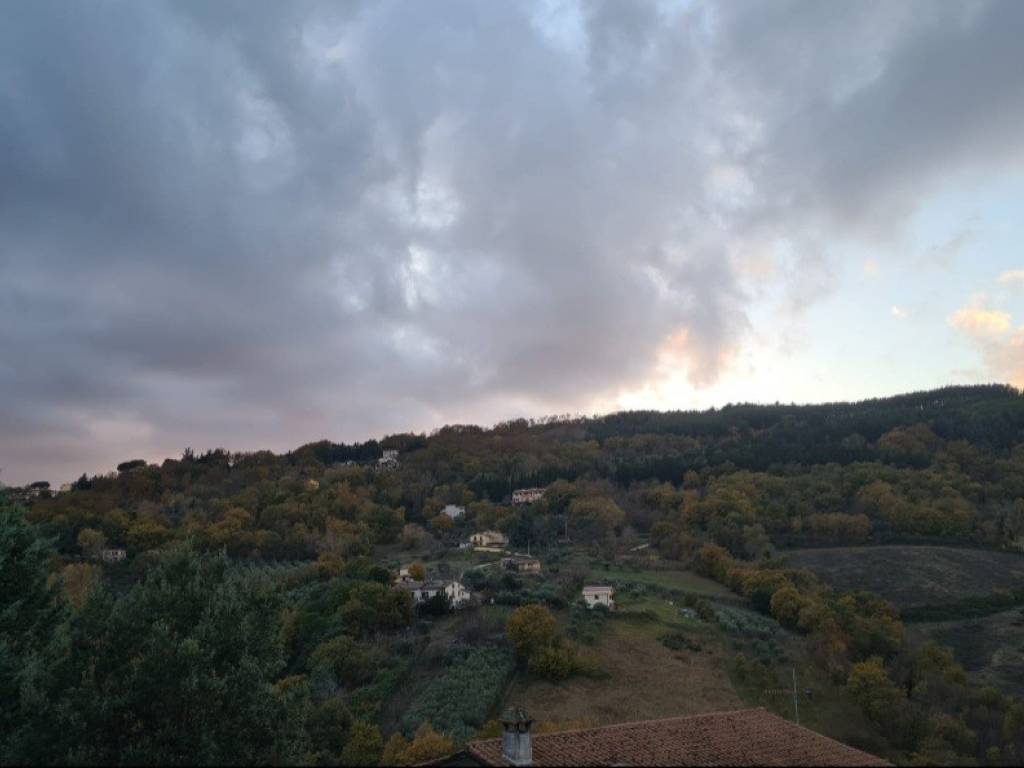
[21,384,1024,560]
[5,384,1024,765]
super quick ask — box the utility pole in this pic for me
[763,669,807,726]
[791,668,800,726]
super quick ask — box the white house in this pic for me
[399,579,471,608]
[378,449,400,469]
[512,487,546,506]
[101,548,127,563]
[442,504,465,520]
[470,530,508,548]
[582,585,615,610]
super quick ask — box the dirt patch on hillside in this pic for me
[504,621,741,725]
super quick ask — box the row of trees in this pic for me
[694,543,1024,764]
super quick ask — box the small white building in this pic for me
[582,585,615,610]
[470,530,508,548]
[101,548,127,563]
[512,487,546,506]
[442,504,465,520]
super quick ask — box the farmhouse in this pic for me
[398,579,471,608]
[377,449,400,469]
[438,707,889,766]
[442,504,465,520]
[581,585,615,610]
[470,530,508,548]
[101,548,127,563]
[511,487,545,506]
[502,557,541,574]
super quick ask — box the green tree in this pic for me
[341,722,382,766]
[0,500,65,762]
[47,546,308,765]
[307,697,352,759]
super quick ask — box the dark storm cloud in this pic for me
[2,0,1023,483]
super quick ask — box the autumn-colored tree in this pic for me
[381,733,409,765]
[567,497,625,543]
[694,543,733,582]
[407,563,426,581]
[769,585,808,630]
[506,604,557,659]
[76,528,107,560]
[847,657,905,726]
[429,514,453,534]
[61,563,100,612]
[125,520,172,551]
[390,723,454,765]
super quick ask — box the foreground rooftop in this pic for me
[455,708,888,767]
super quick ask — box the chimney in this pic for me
[500,706,534,766]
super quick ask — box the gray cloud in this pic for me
[2,0,1023,483]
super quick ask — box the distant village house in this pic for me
[441,504,465,520]
[582,585,615,610]
[398,579,471,608]
[101,548,127,563]
[511,487,545,506]
[378,449,400,469]
[502,557,541,574]
[470,530,508,548]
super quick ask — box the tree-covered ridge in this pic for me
[6,384,1024,766]
[18,384,1024,562]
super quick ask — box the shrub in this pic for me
[529,644,575,681]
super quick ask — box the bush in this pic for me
[529,644,575,681]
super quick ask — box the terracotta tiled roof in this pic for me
[464,708,889,767]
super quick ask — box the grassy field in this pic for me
[585,565,738,600]
[500,585,884,758]
[783,546,1024,608]
[907,607,1024,698]
[503,598,741,725]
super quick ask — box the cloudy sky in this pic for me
[3,0,1024,485]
